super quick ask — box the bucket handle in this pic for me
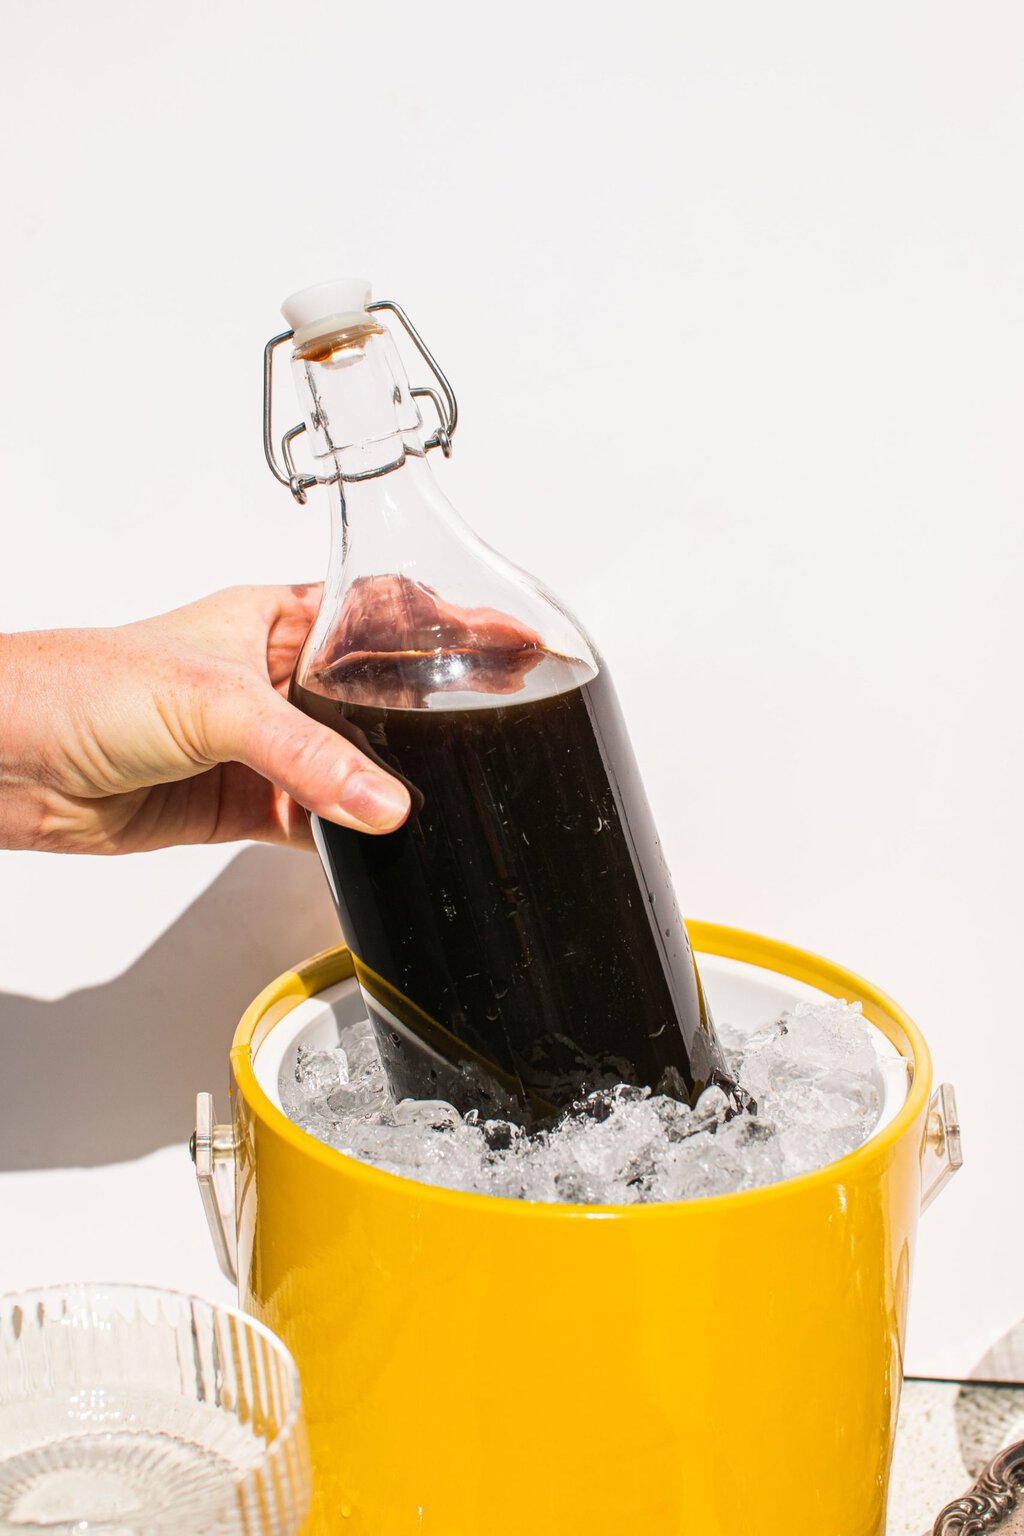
[191,1092,238,1285]
[920,1083,962,1212]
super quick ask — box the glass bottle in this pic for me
[266,280,727,1124]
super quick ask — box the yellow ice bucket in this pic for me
[195,923,960,1536]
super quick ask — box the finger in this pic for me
[210,685,410,834]
[265,584,324,686]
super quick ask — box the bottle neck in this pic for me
[321,453,444,624]
[291,323,427,483]
[293,326,474,635]
[288,315,600,704]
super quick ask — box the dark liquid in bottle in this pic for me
[292,648,724,1122]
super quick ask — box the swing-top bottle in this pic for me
[267,279,727,1123]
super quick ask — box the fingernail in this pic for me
[342,770,410,831]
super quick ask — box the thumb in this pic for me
[214,685,410,833]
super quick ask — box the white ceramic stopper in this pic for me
[281,278,373,347]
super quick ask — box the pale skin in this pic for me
[0,585,413,855]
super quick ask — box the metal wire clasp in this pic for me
[262,299,459,504]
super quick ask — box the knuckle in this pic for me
[270,718,347,790]
[194,673,254,759]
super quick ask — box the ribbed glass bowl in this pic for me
[0,1284,310,1536]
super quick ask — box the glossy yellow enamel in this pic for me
[229,924,931,1536]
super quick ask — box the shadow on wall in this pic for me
[0,846,339,1172]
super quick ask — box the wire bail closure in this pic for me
[263,299,459,505]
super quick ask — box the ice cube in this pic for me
[283,997,885,1206]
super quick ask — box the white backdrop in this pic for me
[1,0,1021,1379]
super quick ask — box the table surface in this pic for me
[890,1379,1024,1534]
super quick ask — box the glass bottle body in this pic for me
[288,320,724,1121]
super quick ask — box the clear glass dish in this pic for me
[0,1283,310,1535]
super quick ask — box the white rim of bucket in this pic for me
[253,949,910,1143]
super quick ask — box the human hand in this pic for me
[0,585,412,854]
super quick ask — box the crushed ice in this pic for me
[280,1001,885,1204]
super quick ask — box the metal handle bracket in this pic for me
[191,1091,238,1285]
[921,1082,963,1212]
